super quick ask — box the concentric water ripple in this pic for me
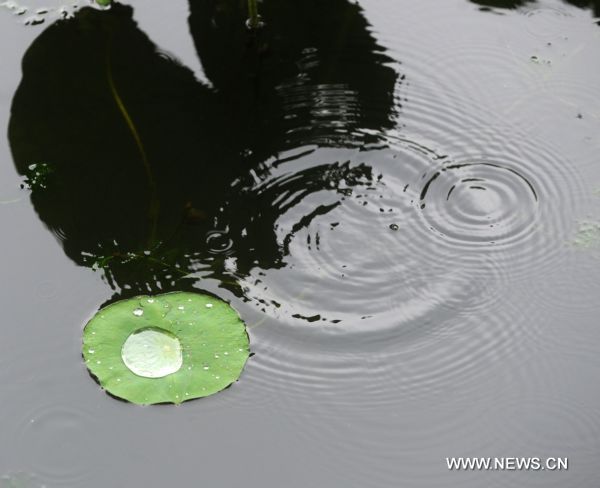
[236,123,581,333]
[511,245,600,362]
[412,44,536,119]
[238,287,541,488]
[207,0,580,445]
[520,244,600,314]
[415,128,581,279]
[379,4,542,123]
[524,5,574,40]
[14,403,104,486]
[215,136,550,427]
[376,3,587,283]
[206,107,586,439]
[418,159,539,247]
[236,142,509,332]
[243,294,528,413]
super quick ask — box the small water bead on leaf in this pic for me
[82,292,250,405]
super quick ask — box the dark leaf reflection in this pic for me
[9,1,398,299]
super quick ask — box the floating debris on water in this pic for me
[530,55,552,65]
[572,221,600,250]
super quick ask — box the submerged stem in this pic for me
[247,0,260,29]
[106,40,160,247]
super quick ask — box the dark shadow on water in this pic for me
[8,1,398,300]
[189,0,398,158]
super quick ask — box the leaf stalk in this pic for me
[247,0,260,29]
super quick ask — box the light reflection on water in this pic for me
[0,0,107,26]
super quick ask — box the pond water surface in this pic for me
[1,0,600,487]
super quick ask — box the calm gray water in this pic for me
[1,0,600,486]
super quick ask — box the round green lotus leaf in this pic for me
[82,292,250,405]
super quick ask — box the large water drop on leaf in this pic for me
[121,327,183,378]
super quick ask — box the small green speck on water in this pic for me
[572,221,600,250]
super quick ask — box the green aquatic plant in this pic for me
[83,292,250,405]
[95,0,111,6]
